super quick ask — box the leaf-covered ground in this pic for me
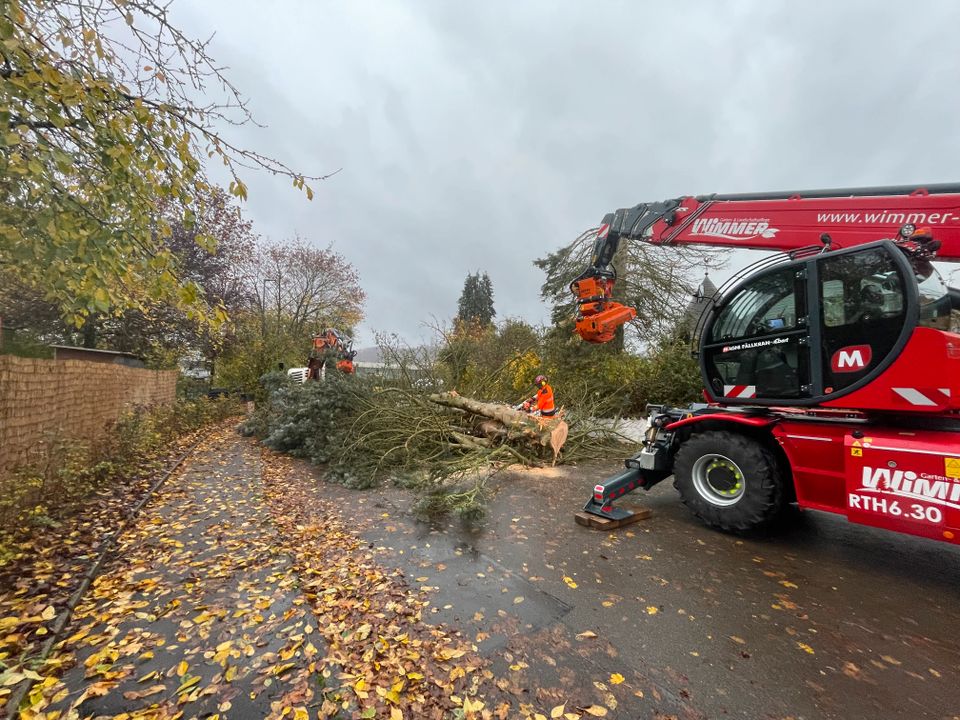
[318,463,960,720]
[4,429,325,718]
[2,427,611,719]
[0,429,206,678]
[6,425,957,719]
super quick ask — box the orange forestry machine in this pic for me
[306,328,357,379]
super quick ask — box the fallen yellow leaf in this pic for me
[122,685,167,701]
[1,672,25,687]
[609,673,624,685]
[176,675,200,694]
[463,697,484,713]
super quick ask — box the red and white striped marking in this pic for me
[723,385,757,399]
[892,387,951,407]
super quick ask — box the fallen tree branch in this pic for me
[428,391,568,460]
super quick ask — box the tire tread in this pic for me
[673,431,786,533]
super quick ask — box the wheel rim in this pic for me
[691,454,746,507]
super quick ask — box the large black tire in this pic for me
[673,431,787,533]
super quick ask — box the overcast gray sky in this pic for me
[175,1,960,347]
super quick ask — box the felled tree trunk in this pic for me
[429,391,569,461]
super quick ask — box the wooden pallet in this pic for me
[574,505,652,531]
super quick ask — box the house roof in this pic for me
[50,345,141,359]
[352,346,384,363]
[698,273,718,298]
[684,273,718,331]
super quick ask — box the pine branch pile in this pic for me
[242,369,639,520]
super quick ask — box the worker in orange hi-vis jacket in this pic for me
[519,374,556,417]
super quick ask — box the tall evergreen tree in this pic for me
[456,272,496,326]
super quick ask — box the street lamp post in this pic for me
[260,277,276,340]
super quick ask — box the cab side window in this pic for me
[818,248,907,393]
[709,270,800,342]
[703,266,808,400]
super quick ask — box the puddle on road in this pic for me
[355,498,572,655]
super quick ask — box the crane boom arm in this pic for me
[573,183,960,343]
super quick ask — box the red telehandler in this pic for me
[574,183,960,545]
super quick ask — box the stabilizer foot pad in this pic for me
[575,505,653,531]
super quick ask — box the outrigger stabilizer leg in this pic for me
[577,405,677,529]
[577,448,671,529]
[583,464,645,521]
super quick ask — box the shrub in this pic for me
[437,318,542,402]
[628,341,704,411]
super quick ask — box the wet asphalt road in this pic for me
[321,460,960,720]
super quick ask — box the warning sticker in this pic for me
[946,457,960,479]
[851,447,862,457]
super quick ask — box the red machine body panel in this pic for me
[843,428,960,544]
[664,413,776,432]
[772,421,850,513]
[821,328,960,412]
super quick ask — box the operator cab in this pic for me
[699,239,954,406]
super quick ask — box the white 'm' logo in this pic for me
[837,350,865,369]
